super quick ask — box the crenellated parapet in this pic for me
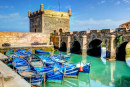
[28,4,71,34]
[28,4,71,19]
[116,28,130,35]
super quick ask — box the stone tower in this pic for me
[28,4,71,34]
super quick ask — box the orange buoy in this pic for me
[79,66,83,72]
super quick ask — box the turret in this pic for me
[40,4,44,12]
[28,10,31,17]
[68,8,71,17]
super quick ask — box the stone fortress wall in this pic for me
[28,4,71,34]
[51,27,130,59]
[0,4,71,48]
[119,22,130,28]
[0,32,50,47]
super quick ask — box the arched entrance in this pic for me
[116,42,130,61]
[70,41,81,54]
[59,28,62,32]
[59,42,67,52]
[87,39,106,57]
[35,29,36,32]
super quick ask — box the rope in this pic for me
[64,80,77,86]
[65,67,77,72]
[64,70,78,75]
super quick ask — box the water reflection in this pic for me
[40,51,130,87]
[101,47,106,65]
[82,50,87,63]
[126,55,130,67]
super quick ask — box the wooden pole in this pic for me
[30,76,31,85]
[44,73,46,84]
[58,1,60,11]
[40,75,43,87]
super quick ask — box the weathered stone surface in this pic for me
[119,22,130,28]
[51,28,130,59]
[0,60,31,87]
[29,4,71,34]
[0,45,54,54]
[0,32,50,47]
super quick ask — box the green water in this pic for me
[41,51,130,87]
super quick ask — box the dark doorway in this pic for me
[35,29,36,32]
[116,42,128,61]
[87,39,102,57]
[59,42,67,52]
[59,28,62,32]
[70,41,81,54]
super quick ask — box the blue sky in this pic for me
[0,0,130,32]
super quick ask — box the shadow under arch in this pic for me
[59,42,67,52]
[116,41,129,61]
[87,39,106,57]
[70,41,81,54]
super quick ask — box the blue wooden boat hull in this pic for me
[35,49,50,54]
[34,66,64,83]
[24,74,44,86]
[15,49,31,56]
[12,57,31,71]
[12,57,44,86]
[80,63,91,73]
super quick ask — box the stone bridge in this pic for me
[50,28,130,60]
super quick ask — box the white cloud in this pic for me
[126,8,130,10]
[123,0,130,4]
[0,13,29,32]
[46,5,59,11]
[91,6,94,9]
[0,6,14,8]
[65,5,71,9]
[0,13,20,20]
[19,17,29,24]
[98,0,106,4]
[0,13,28,24]
[71,18,129,31]
[10,6,14,8]
[115,1,120,4]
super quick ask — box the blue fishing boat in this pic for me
[5,49,17,65]
[40,55,79,78]
[34,66,64,83]
[55,53,71,59]
[46,64,64,83]
[27,54,64,83]
[76,62,91,73]
[63,53,71,59]
[82,62,91,73]
[35,49,50,54]
[63,63,79,77]
[12,57,44,86]
[15,49,31,56]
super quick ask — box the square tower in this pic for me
[28,4,71,34]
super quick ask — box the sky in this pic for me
[0,0,130,32]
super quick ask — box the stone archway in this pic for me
[59,28,62,32]
[59,42,67,52]
[87,39,106,57]
[116,41,130,61]
[70,41,81,54]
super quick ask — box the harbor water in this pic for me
[39,48,130,87]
